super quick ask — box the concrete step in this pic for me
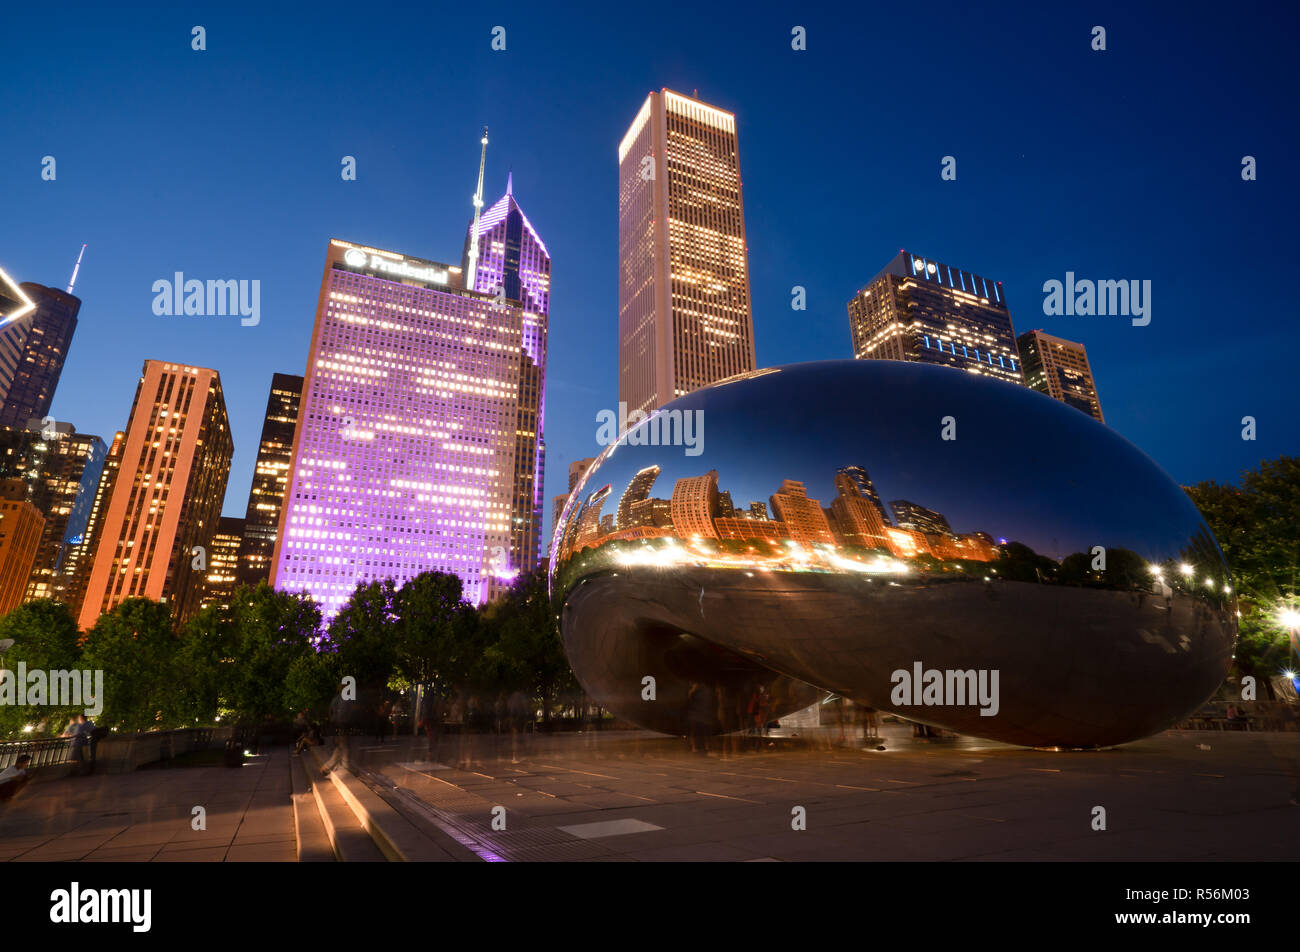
[302,746,387,862]
[302,741,479,861]
[289,750,335,862]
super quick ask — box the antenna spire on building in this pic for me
[67,243,87,294]
[506,168,513,196]
[466,126,489,291]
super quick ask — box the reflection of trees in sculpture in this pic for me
[1057,546,1147,588]
[992,542,1059,583]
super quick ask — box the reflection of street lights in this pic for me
[1279,606,1300,668]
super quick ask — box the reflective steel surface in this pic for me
[549,360,1236,748]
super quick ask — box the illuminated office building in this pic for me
[618,89,755,416]
[0,422,108,604]
[889,499,953,537]
[769,479,834,545]
[237,373,303,586]
[64,430,124,619]
[831,480,890,551]
[0,478,43,616]
[575,484,611,548]
[627,496,672,529]
[835,465,886,522]
[1016,329,1104,423]
[78,363,232,629]
[848,251,1023,386]
[0,283,79,429]
[201,516,245,610]
[617,465,661,529]
[550,457,596,556]
[670,470,720,539]
[271,222,548,614]
[462,173,551,572]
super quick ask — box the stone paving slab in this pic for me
[0,747,296,862]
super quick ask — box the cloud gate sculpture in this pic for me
[549,360,1236,748]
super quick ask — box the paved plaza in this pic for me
[2,726,1297,861]
[349,724,1300,862]
[0,748,296,862]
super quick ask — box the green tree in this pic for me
[1187,456,1300,696]
[174,598,235,725]
[488,570,578,726]
[177,583,323,725]
[284,648,340,718]
[326,579,400,693]
[394,571,478,700]
[992,542,1059,584]
[0,600,84,738]
[79,598,180,731]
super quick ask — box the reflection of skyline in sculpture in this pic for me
[550,360,1237,748]
[559,456,1000,570]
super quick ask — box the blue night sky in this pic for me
[3,1,1296,545]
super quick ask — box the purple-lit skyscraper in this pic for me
[462,172,551,579]
[271,181,550,613]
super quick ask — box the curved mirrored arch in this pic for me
[550,359,1236,748]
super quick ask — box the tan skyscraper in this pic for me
[78,362,232,630]
[670,470,720,540]
[550,456,598,553]
[618,89,756,416]
[769,479,834,546]
[1016,330,1104,423]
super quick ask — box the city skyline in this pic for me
[2,4,1295,567]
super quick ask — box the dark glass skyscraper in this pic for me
[237,373,303,587]
[889,499,954,537]
[847,251,1022,386]
[0,421,107,604]
[0,283,79,430]
[65,430,124,620]
[202,516,246,610]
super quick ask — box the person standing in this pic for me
[80,714,99,773]
[686,682,714,755]
[62,715,90,775]
[320,684,354,776]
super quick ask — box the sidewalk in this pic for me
[0,747,296,862]
[355,725,1300,862]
